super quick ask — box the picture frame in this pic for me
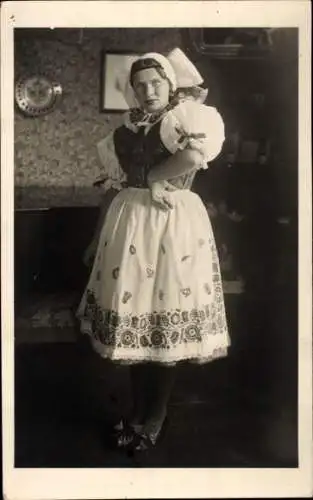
[187,28,273,59]
[101,51,140,112]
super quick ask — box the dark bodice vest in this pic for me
[113,120,196,190]
[113,121,170,188]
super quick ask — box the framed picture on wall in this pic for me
[101,51,140,112]
[187,28,273,59]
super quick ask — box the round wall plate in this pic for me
[15,76,62,117]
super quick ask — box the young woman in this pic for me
[77,48,230,452]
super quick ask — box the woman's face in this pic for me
[132,67,170,113]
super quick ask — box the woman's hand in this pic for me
[83,238,98,268]
[148,180,177,211]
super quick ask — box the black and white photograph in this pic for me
[1,1,312,499]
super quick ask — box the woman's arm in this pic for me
[147,149,203,211]
[147,148,204,183]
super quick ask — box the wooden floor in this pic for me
[13,284,298,468]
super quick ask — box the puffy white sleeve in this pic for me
[160,100,225,169]
[94,131,127,191]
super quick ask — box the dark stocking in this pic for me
[143,364,177,438]
[129,364,152,427]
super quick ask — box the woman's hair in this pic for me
[130,57,174,94]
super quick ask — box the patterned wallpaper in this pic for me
[14,28,182,208]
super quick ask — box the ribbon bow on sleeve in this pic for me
[175,125,206,147]
[174,125,208,169]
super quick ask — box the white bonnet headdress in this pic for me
[131,52,177,91]
[115,48,205,109]
[167,48,204,88]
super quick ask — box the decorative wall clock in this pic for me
[15,76,62,117]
